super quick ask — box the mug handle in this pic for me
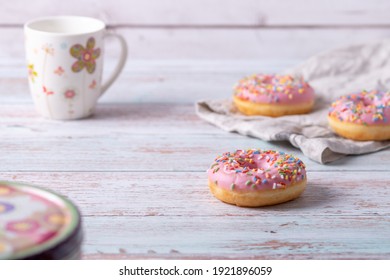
[100,32,128,96]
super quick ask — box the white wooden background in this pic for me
[2,0,390,103]
[0,0,390,259]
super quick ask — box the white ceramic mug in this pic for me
[24,16,127,120]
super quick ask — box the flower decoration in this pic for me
[42,44,54,56]
[89,79,97,89]
[46,213,66,225]
[0,241,12,257]
[54,66,64,76]
[70,37,100,74]
[0,185,13,196]
[60,42,67,50]
[28,64,38,83]
[0,242,7,253]
[0,202,14,214]
[42,86,54,95]
[64,89,76,99]
[6,219,40,234]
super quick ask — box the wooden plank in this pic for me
[0,103,222,134]
[3,169,387,259]
[0,171,388,217]
[0,104,389,172]
[0,60,290,104]
[2,0,390,26]
[2,27,390,62]
[80,215,390,259]
[83,252,390,260]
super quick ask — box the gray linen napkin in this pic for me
[196,40,390,163]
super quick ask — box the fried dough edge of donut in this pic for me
[208,178,307,207]
[328,116,390,141]
[233,95,314,117]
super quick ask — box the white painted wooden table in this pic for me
[1,0,390,259]
[0,60,389,259]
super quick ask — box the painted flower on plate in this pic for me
[46,213,66,225]
[6,219,40,234]
[0,242,13,258]
[0,202,15,214]
[70,37,100,74]
[0,185,13,196]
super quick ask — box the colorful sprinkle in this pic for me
[234,74,314,105]
[328,90,390,125]
[207,149,306,191]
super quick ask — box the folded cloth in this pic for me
[196,40,390,164]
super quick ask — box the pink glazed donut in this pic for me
[207,149,307,207]
[233,74,315,116]
[328,90,390,141]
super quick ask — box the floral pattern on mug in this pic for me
[64,89,77,116]
[64,89,76,99]
[89,79,97,89]
[42,86,54,95]
[70,37,100,74]
[42,44,54,56]
[60,42,67,50]
[27,64,38,83]
[54,66,65,76]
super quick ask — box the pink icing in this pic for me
[329,90,390,125]
[207,149,306,191]
[234,74,315,105]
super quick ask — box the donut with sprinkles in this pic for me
[233,74,315,116]
[207,149,307,207]
[328,90,390,141]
